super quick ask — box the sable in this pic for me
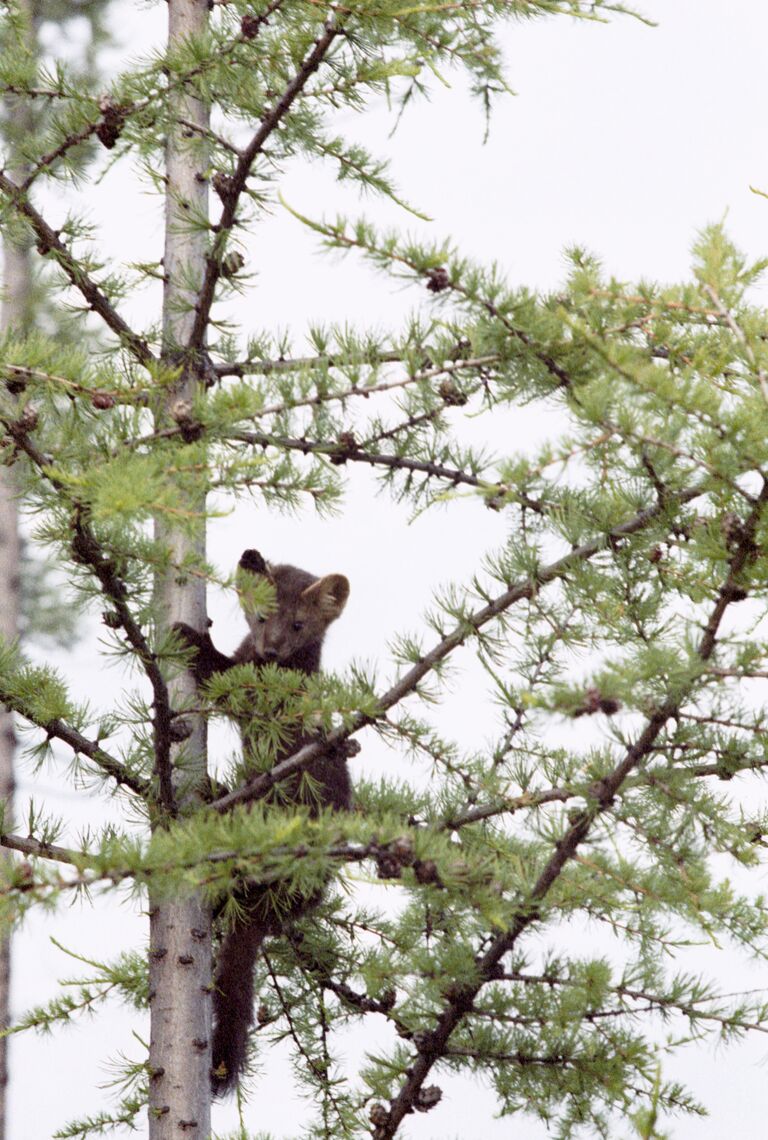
[176,548,350,1095]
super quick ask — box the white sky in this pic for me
[10,1,768,1138]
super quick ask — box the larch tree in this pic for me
[1,2,768,1139]
[0,2,110,1137]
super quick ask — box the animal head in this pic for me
[237,549,349,665]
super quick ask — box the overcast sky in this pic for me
[11,2,768,1138]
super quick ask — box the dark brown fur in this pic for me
[175,549,351,1095]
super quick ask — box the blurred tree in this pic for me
[0,2,110,1135]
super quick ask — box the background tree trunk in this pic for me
[0,431,20,1140]
[147,1,212,1135]
[0,1,33,1133]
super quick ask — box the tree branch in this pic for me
[307,222,575,390]
[0,832,83,867]
[222,352,500,416]
[0,172,155,368]
[71,508,175,814]
[230,426,505,496]
[188,21,341,351]
[0,702,148,798]
[21,121,101,190]
[0,420,169,810]
[213,349,405,379]
[210,482,705,814]
[376,481,768,1137]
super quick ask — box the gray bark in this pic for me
[147,1,212,1135]
[0,2,34,1134]
[0,478,19,1140]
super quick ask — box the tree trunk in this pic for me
[147,1,212,1136]
[0,463,19,1140]
[0,2,34,1133]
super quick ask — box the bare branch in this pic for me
[0,832,83,867]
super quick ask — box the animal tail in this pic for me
[211,913,265,1096]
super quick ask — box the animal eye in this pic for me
[256,615,266,625]
[293,620,304,632]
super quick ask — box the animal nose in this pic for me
[263,648,279,661]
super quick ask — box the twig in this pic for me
[703,285,768,405]
[0,172,155,368]
[174,116,241,157]
[235,425,553,515]
[70,508,174,815]
[2,702,148,798]
[0,837,391,900]
[0,832,83,866]
[188,21,341,351]
[0,362,147,406]
[262,948,349,1127]
[21,121,101,190]
[231,426,494,491]
[215,349,401,379]
[253,353,500,417]
[309,223,574,390]
[440,784,576,831]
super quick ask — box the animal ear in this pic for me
[236,550,276,617]
[238,549,270,578]
[302,574,350,621]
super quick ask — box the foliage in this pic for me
[1,0,768,1137]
